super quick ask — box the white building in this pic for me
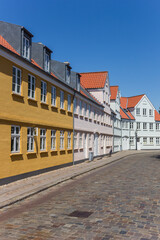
[120,94,160,150]
[110,86,122,152]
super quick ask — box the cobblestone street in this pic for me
[0,152,160,239]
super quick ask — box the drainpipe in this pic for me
[73,91,75,165]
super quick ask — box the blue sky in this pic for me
[0,0,160,110]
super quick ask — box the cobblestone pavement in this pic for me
[0,152,160,239]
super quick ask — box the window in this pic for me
[156,123,159,130]
[149,109,153,116]
[129,137,134,145]
[84,103,87,117]
[136,108,140,115]
[27,127,34,152]
[130,122,134,129]
[28,75,35,99]
[122,122,125,129]
[22,36,30,59]
[88,105,91,118]
[89,134,92,147]
[60,90,64,109]
[125,122,128,129]
[12,66,21,94]
[143,122,147,130]
[74,132,78,149]
[11,126,20,153]
[76,74,80,91]
[44,52,49,72]
[143,137,147,144]
[79,100,82,115]
[137,122,140,130]
[74,98,77,113]
[149,123,153,130]
[143,108,147,116]
[68,94,71,111]
[150,137,153,144]
[41,81,47,103]
[156,138,160,145]
[51,86,56,106]
[67,132,71,149]
[60,131,64,149]
[94,109,96,120]
[66,67,70,84]
[51,130,56,150]
[40,129,46,151]
[79,133,83,148]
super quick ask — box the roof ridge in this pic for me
[80,71,108,74]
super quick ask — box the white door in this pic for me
[122,137,129,150]
[94,133,98,156]
[137,138,141,150]
[84,133,88,158]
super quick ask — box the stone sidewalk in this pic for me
[0,150,156,209]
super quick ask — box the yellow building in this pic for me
[0,30,74,183]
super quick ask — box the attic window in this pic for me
[66,67,70,84]
[22,36,30,60]
[76,74,80,92]
[44,52,50,72]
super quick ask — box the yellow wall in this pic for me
[0,55,73,179]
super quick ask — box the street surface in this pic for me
[0,152,160,239]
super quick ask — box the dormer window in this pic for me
[76,74,80,92]
[66,67,70,84]
[44,52,49,72]
[23,36,30,59]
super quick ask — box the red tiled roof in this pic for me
[121,95,144,109]
[51,72,58,79]
[80,71,108,89]
[110,86,118,100]
[120,108,130,119]
[155,110,160,121]
[0,35,19,55]
[126,110,135,120]
[120,97,128,109]
[31,59,42,69]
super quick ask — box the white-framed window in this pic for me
[94,109,96,120]
[137,122,140,130]
[79,133,83,148]
[60,130,64,149]
[74,132,78,149]
[60,90,64,109]
[89,133,92,147]
[130,122,134,129]
[67,131,71,149]
[12,66,21,94]
[11,125,20,153]
[136,108,140,115]
[156,123,159,130]
[150,137,153,144]
[51,130,56,150]
[66,67,70,84]
[68,94,71,111]
[149,109,153,116]
[74,97,77,113]
[28,75,35,99]
[143,108,147,116]
[143,122,147,130]
[122,122,125,129]
[27,127,34,152]
[125,121,128,129]
[79,100,82,115]
[76,74,80,91]
[22,36,30,59]
[156,137,160,145]
[84,102,87,117]
[149,123,153,130]
[44,52,49,72]
[88,104,91,118]
[40,129,46,151]
[129,137,134,145]
[51,86,56,106]
[41,81,47,103]
[143,137,147,144]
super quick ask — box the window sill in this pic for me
[40,150,48,153]
[40,102,49,106]
[12,92,24,98]
[51,105,58,109]
[26,151,36,155]
[10,152,22,157]
[27,97,37,102]
[50,149,57,152]
[79,147,83,150]
[67,110,72,113]
[60,149,65,152]
[74,113,78,116]
[60,109,66,113]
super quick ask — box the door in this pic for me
[137,138,141,150]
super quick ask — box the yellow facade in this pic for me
[0,54,73,180]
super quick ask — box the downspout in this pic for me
[72,91,75,165]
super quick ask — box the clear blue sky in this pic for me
[0,0,160,110]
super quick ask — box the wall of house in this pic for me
[0,53,73,180]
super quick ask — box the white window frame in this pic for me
[129,137,134,145]
[51,130,56,150]
[40,128,46,151]
[156,137,160,145]
[60,90,64,109]
[143,137,147,144]
[74,97,77,113]
[12,66,21,94]
[60,130,64,149]
[66,67,70,84]
[79,100,82,115]
[41,81,47,103]
[149,109,153,116]
[28,74,35,99]
[130,122,134,129]
[88,105,91,118]
[143,122,147,130]
[136,108,140,115]
[150,137,153,145]
[68,94,71,111]
[84,102,87,117]
[79,133,83,148]
[143,108,147,116]
[137,122,140,130]
[156,123,159,130]
[51,86,56,106]
[23,36,30,59]
[74,132,78,149]
[67,131,71,149]
[27,127,34,152]
[149,123,153,130]
[44,52,49,72]
[11,125,20,153]
[89,133,92,147]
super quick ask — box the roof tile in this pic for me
[155,110,160,121]
[80,71,108,89]
[110,86,118,100]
